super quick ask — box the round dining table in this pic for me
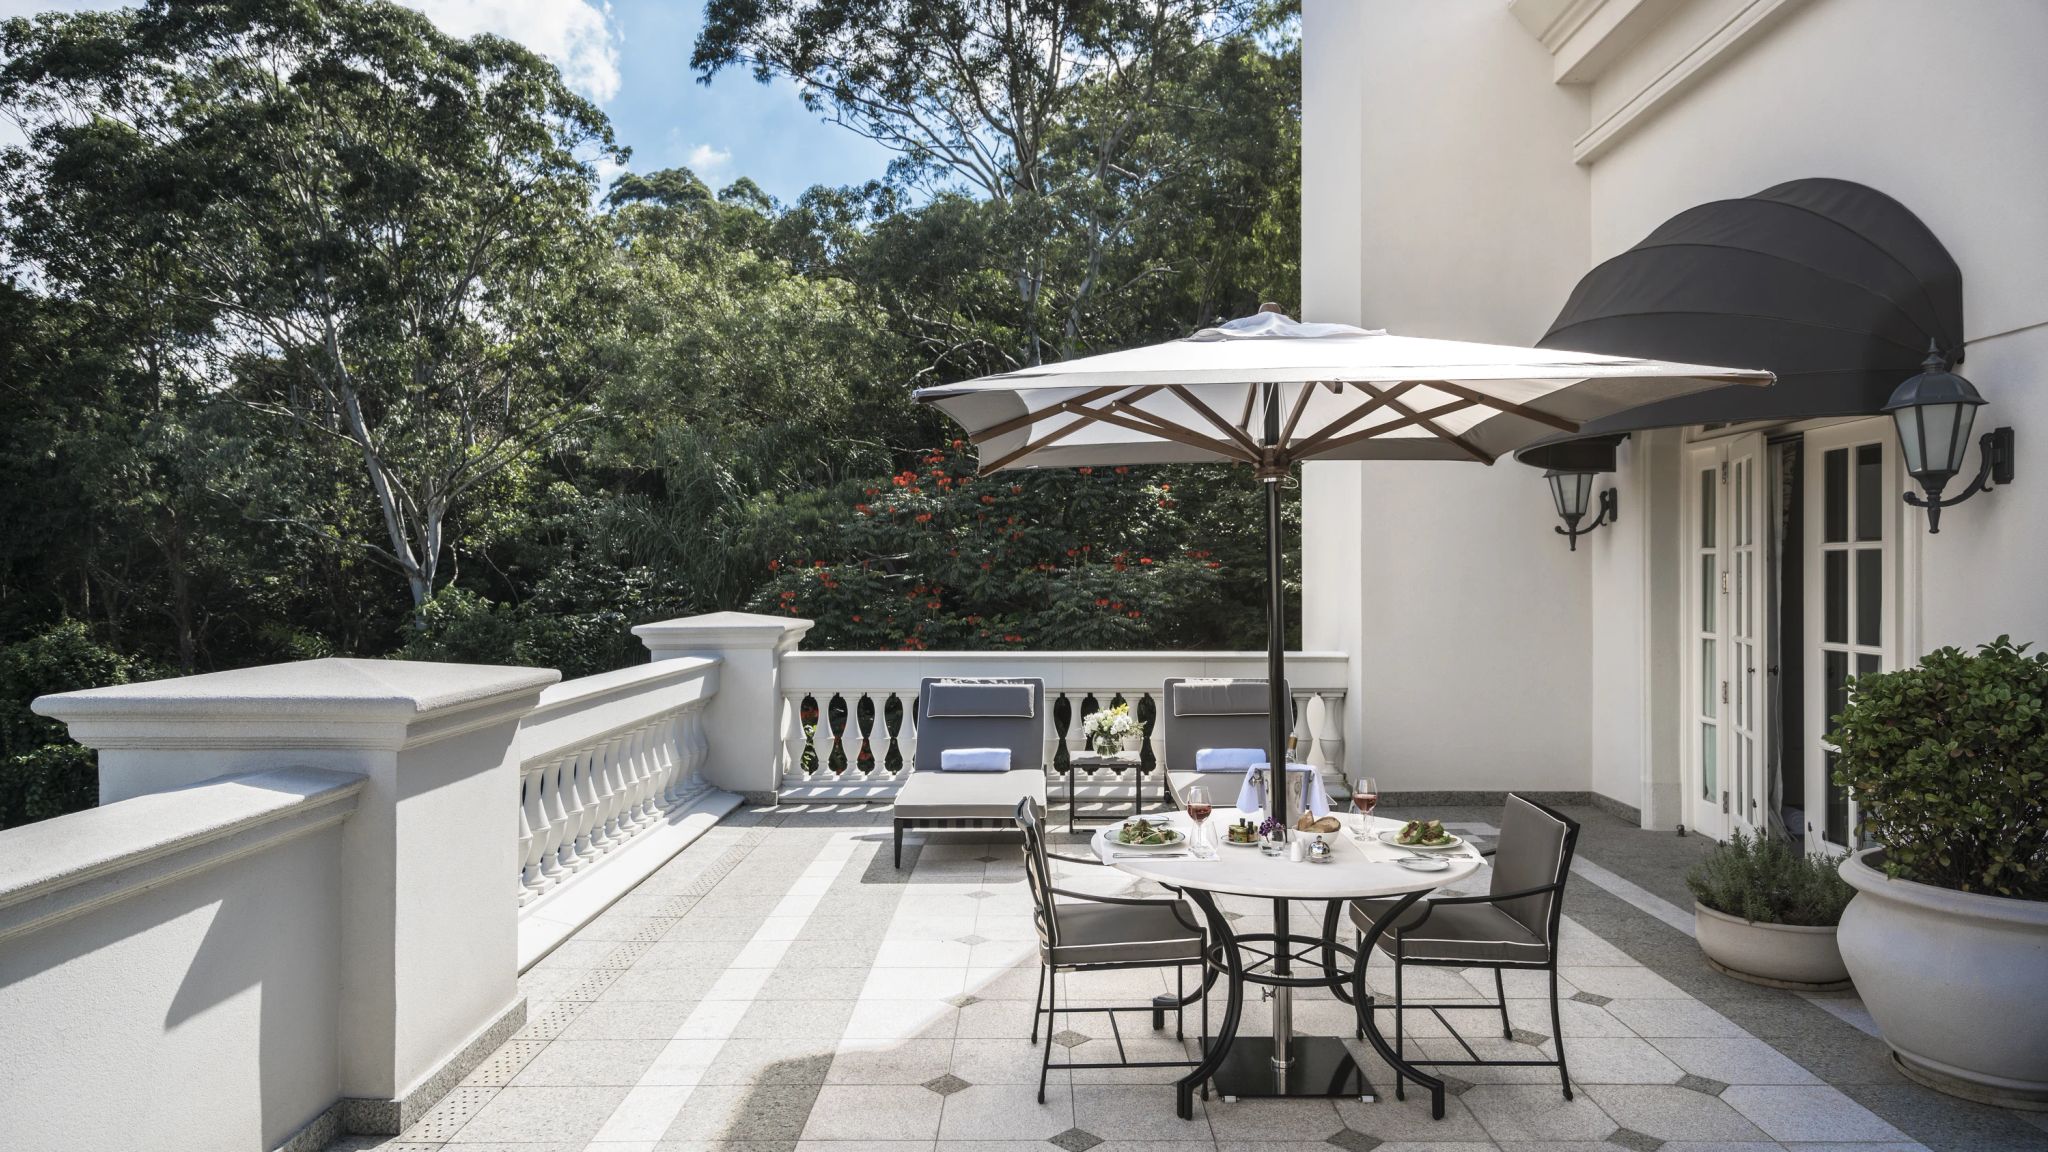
[1090,809,1484,1119]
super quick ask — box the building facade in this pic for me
[1299,0,2047,842]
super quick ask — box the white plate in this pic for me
[1395,855,1451,872]
[1112,827,1187,851]
[1220,835,1262,849]
[1377,829,1465,852]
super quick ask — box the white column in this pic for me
[634,612,814,801]
[33,658,555,1132]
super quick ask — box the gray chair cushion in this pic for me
[1048,900,1204,966]
[913,678,1045,774]
[1349,897,1549,965]
[1492,794,1570,940]
[1160,677,1286,801]
[926,681,1035,718]
[896,767,1047,820]
[1171,679,1269,716]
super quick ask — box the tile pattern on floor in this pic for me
[324,801,2044,1152]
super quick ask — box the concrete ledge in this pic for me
[1380,790,1637,822]
[517,786,743,970]
[0,767,363,944]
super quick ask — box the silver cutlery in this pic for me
[1113,852,1191,859]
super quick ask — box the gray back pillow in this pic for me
[1161,677,1289,772]
[914,678,1045,773]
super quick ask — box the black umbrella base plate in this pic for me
[1205,1036,1375,1101]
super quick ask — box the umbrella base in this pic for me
[1204,1036,1374,1102]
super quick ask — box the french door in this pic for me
[1684,433,1767,840]
[1802,420,1897,852]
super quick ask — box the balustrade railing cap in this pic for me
[33,657,559,725]
[634,611,814,652]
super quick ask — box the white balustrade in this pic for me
[515,657,720,905]
[775,651,1350,798]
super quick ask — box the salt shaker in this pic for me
[1287,836,1306,862]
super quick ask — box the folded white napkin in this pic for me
[1235,762,1331,818]
[1195,747,1264,771]
[939,748,1011,772]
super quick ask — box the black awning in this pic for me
[1517,178,1963,470]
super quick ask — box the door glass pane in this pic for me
[1825,650,1848,726]
[1702,725,1718,800]
[1855,444,1883,541]
[1825,750,1847,846]
[1702,639,1718,717]
[1700,470,1716,547]
[1824,448,1848,543]
[1701,556,1717,630]
[1824,551,1847,644]
[1856,549,1882,646]
[1857,652,1881,678]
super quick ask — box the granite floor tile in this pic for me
[1460,1083,1617,1142]
[1582,1084,1768,1142]
[801,1085,946,1141]
[509,1039,667,1087]
[936,1081,1076,1140]
[1720,1084,1909,1143]
[447,1085,633,1143]
[1645,1038,1820,1085]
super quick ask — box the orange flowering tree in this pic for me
[745,441,1282,652]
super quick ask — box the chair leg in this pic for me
[1031,963,1047,1044]
[1549,965,1572,1100]
[1039,967,1057,1104]
[1353,933,1368,1039]
[1495,967,1511,1038]
[894,821,904,869]
[1176,965,1186,1040]
[1393,954,1405,1100]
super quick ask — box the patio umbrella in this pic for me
[914,309,1773,830]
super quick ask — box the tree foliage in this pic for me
[0,0,1302,826]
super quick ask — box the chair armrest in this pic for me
[1048,887,1180,907]
[1479,847,1498,858]
[1423,880,1564,906]
[1045,850,1104,866]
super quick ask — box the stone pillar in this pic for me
[33,657,558,1133]
[633,612,813,802]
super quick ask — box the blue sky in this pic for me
[0,0,899,205]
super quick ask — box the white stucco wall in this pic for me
[1304,0,2048,812]
[1301,0,1596,794]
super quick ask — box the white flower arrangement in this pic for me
[1082,703,1137,754]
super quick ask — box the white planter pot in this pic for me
[1839,848,2048,1109]
[1692,902,1849,989]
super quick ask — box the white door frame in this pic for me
[1801,418,1904,852]
[1681,432,1767,839]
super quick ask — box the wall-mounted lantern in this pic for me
[1546,469,1618,551]
[1884,344,2015,534]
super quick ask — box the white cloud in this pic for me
[687,144,732,172]
[407,0,622,103]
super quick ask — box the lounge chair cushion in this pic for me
[896,767,1046,820]
[1492,794,1569,940]
[1349,897,1549,965]
[1048,900,1204,966]
[1171,679,1268,716]
[926,680,1036,718]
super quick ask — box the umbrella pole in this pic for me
[1262,386,1293,1087]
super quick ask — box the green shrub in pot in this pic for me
[1827,636,2048,1106]
[1830,635,2048,900]
[1686,830,1854,926]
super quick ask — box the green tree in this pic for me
[2,0,627,616]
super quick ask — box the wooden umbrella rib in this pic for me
[1357,383,1495,464]
[1169,385,1267,458]
[1278,381,1317,448]
[966,384,1130,445]
[976,415,1092,474]
[1092,404,1255,461]
[1423,379,1582,433]
[1289,380,1417,456]
[1302,397,1479,456]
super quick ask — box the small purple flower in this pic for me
[1258,816,1283,838]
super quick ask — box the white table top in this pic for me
[1091,810,1484,900]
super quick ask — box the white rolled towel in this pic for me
[939,748,1011,772]
[1194,747,1264,771]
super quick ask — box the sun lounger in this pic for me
[893,677,1047,867]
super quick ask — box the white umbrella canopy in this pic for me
[914,312,1774,473]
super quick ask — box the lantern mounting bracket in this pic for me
[1905,426,2014,533]
[1553,486,1619,551]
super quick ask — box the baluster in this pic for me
[615,727,645,832]
[853,691,877,781]
[1317,691,1348,787]
[538,754,573,886]
[518,761,546,902]
[825,691,850,778]
[566,745,600,870]
[780,690,808,785]
[656,713,683,806]
[591,735,624,851]
[686,704,709,795]
[636,722,663,824]
[1147,692,1169,786]
[1067,693,1092,764]
[1041,696,1062,781]
[628,723,658,828]
[895,692,917,779]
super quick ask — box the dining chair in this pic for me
[1016,797,1209,1103]
[1349,794,1582,1103]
